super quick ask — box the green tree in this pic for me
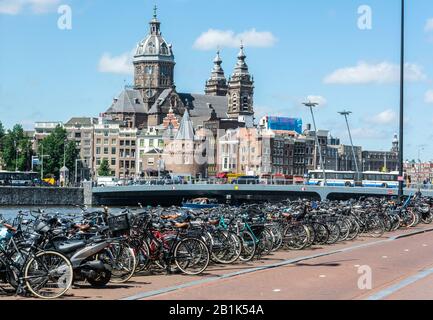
[0,121,4,140]
[98,158,111,177]
[1,124,33,171]
[0,121,5,167]
[38,126,78,179]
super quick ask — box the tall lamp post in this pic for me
[338,110,360,183]
[303,101,327,186]
[398,0,405,201]
[40,145,50,181]
[75,159,83,186]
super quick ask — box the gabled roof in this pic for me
[106,89,146,114]
[144,148,162,155]
[178,93,228,126]
[148,88,174,114]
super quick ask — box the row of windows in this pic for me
[96,147,116,156]
[120,140,136,146]
[96,138,117,145]
[96,158,116,166]
[138,139,164,148]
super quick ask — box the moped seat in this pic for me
[56,241,87,253]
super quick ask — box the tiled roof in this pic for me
[106,89,146,114]
[178,93,228,126]
[65,117,97,126]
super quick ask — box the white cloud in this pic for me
[193,28,277,50]
[306,95,327,106]
[351,128,387,140]
[425,90,433,104]
[370,109,397,125]
[98,50,134,75]
[324,61,427,85]
[0,0,60,15]
[425,18,433,32]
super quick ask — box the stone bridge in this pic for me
[89,184,433,206]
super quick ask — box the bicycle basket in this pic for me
[34,221,50,234]
[108,214,130,233]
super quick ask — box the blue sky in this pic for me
[1,0,433,161]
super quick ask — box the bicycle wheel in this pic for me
[269,226,283,252]
[24,250,73,299]
[135,241,151,273]
[238,231,256,262]
[312,222,329,245]
[422,211,433,224]
[283,224,309,250]
[326,222,340,244]
[174,238,210,275]
[258,228,274,256]
[366,218,385,238]
[337,219,351,241]
[346,219,360,241]
[211,231,241,264]
[107,243,137,283]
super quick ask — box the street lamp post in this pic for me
[40,145,50,181]
[338,110,360,182]
[398,0,405,201]
[63,139,67,168]
[417,145,425,186]
[75,159,82,186]
[303,101,327,186]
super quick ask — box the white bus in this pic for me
[362,171,399,189]
[307,170,356,187]
[307,170,400,188]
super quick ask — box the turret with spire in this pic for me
[205,50,228,96]
[227,44,255,126]
[392,133,399,153]
[149,5,161,35]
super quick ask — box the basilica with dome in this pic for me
[104,7,256,130]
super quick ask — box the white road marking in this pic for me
[367,267,433,300]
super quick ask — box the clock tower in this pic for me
[133,6,175,112]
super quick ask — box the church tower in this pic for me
[133,6,175,112]
[391,133,399,153]
[227,44,254,126]
[205,51,228,96]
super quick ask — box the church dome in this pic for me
[135,34,173,57]
[134,7,174,63]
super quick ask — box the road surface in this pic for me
[1,226,433,300]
